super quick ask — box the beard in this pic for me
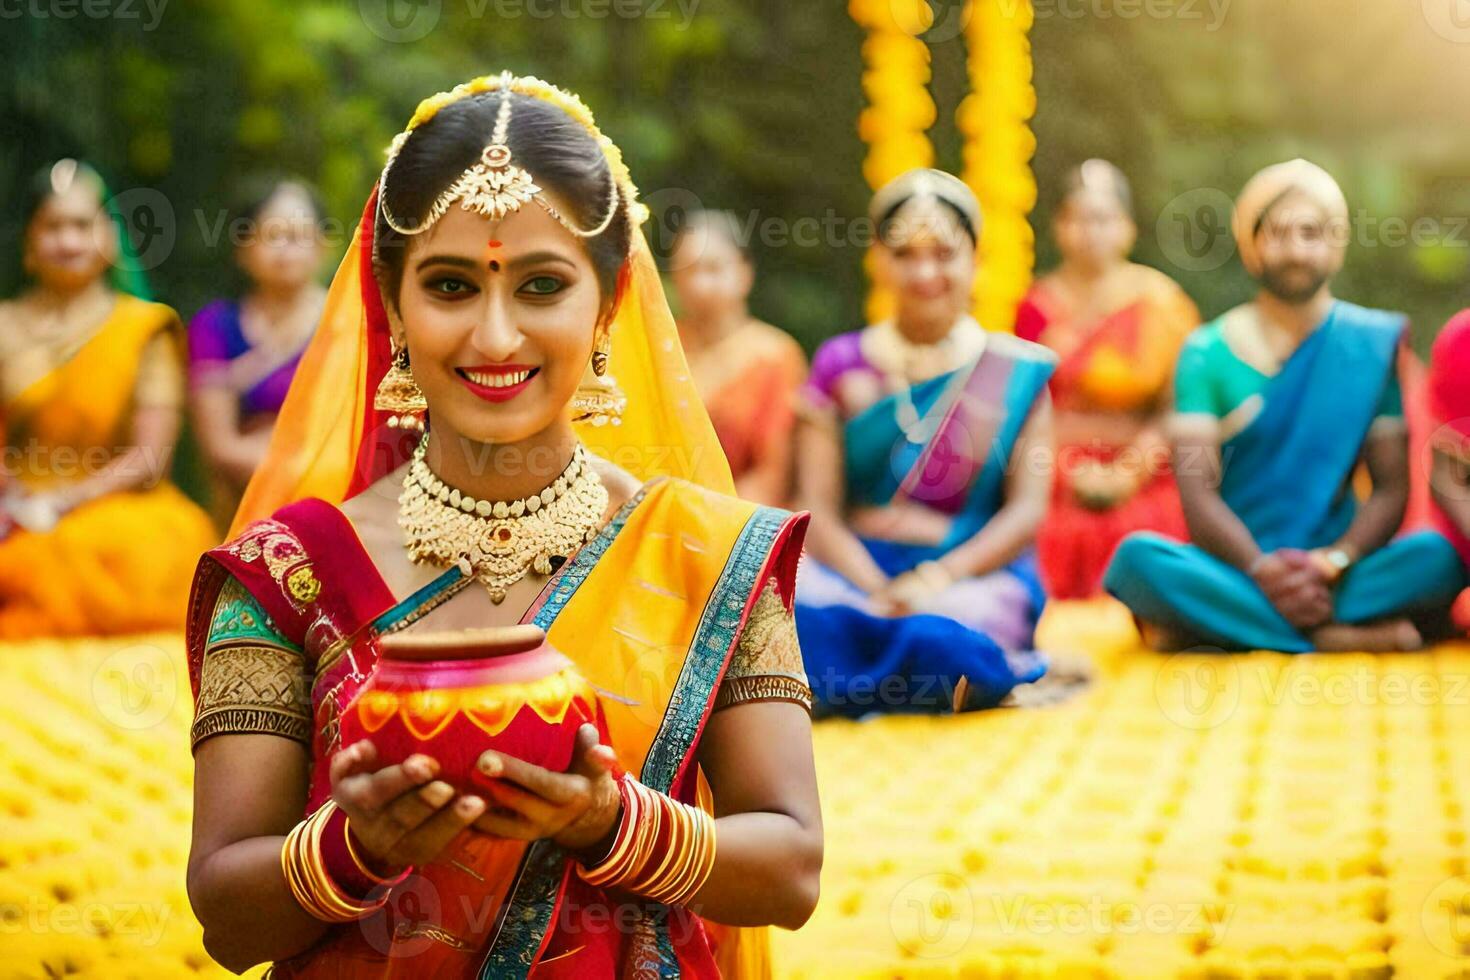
[1258,261,1332,304]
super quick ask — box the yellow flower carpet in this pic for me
[4,602,1470,978]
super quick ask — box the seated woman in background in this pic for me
[0,159,216,638]
[1016,160,1198,599]
[794,169,1056,717]
[672,210,806,506]
[1428,310,1470,631]
[189,179,326,525]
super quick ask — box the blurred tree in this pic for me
[2,0,1467,357]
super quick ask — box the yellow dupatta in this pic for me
[0,295,217,638]
[4,295,178,486]
[220,74,776,978]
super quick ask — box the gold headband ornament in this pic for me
[376,71,645,243]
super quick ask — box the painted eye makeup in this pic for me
[518,274,566,297]
[425,276,478,297]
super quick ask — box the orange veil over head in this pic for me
[231,76,733,536]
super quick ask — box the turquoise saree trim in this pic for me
[480,498,791,979]
[641,503,787,790]
[478,484,651,979]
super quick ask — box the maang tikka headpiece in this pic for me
[376,71,638,244]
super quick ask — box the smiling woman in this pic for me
[183,73,821,979]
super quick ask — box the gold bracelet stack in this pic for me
[576,775,717,908]
[280,801,404,923]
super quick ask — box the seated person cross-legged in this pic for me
[1105,159,1466,653]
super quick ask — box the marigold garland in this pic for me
[850,0,937,324]
[851,0,1038,331]
[958,0,1038,332]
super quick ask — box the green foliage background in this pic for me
[3,0,1468,354]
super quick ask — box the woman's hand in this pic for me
[6,489,67,533]
[1068,459,1137,511]
[472,724,622,857]
[330,740,486,877]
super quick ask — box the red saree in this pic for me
[185,479,807,978]
[1016,267,1197,598]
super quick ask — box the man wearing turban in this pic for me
[1103,160,1466,652]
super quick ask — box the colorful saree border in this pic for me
[479,500,791,979]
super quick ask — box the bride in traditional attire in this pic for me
[184,74,821,978]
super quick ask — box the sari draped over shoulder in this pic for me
[687,319,806,506]
[0,295,217,638]
[186,478,808,979]
[188,299,308,420]
[1214,302,1402,551]
[795,326,1055,716]
[1017,268,1197,598]
[1105,301,1468,651]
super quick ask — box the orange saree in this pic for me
[1016,266,1198,598]
[0,296,217,637]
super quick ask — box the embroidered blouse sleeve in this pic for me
[191,574,313,751]
[134,331,185,410]
[714,576,813,713]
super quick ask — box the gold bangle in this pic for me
[279,803,388,923]
[575,776,718,909]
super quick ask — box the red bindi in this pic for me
[487,240,503,249]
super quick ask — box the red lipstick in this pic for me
[456,364,540,403]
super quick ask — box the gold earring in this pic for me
[375,341,427,430]
[590,332,611,377]
[571,331,625,426]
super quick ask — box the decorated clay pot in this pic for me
[340,625,598,793]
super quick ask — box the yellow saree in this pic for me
[0,295,217,638]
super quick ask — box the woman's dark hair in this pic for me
[1058,159,1133,216]
[18,159,154,299]
[20,159,106,231]
[374,92,632,308]
[875,195,977,247]
[673,209,751,262]
[230,176,325,243]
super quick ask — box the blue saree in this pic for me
[1105,301,1467,651]
[796,332,1056,716]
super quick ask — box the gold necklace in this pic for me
[398,436,609,603]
